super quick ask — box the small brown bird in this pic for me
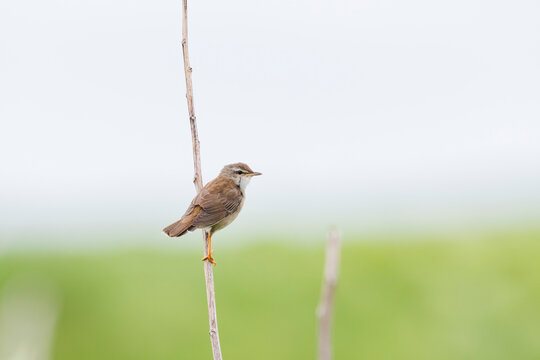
[163,163,262,265]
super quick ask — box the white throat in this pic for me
[238,176,251,191]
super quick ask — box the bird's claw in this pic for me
[201,252,216,265]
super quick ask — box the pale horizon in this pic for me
[2,0,539,248]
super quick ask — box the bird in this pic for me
[163,162,262,265]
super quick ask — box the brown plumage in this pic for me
[163,176,244,237]
[163,163,262,264]
[162,206,203,237]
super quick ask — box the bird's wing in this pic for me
[191,177,243,228]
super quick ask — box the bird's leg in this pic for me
[201,231,216,265]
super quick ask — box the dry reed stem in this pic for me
[316,229,341,360]
[181,0,223,358]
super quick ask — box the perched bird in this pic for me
[163,163,262,265]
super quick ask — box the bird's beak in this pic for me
[249,172,262,177]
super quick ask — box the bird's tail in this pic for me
[163,218,195,237]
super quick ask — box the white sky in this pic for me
[1,0,539,246]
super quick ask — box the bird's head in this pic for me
[220,163,262,190]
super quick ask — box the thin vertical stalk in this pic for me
[180,0,223,358]
[316,229,341,360]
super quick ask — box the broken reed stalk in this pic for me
[316,229,341,360]
[181,0,223,358]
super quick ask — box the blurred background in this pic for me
[1,0,539,359]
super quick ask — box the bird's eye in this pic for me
[236,170,243,175]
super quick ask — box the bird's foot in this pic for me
[201,252,216,265]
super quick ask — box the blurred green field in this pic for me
[1,232,540,359]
